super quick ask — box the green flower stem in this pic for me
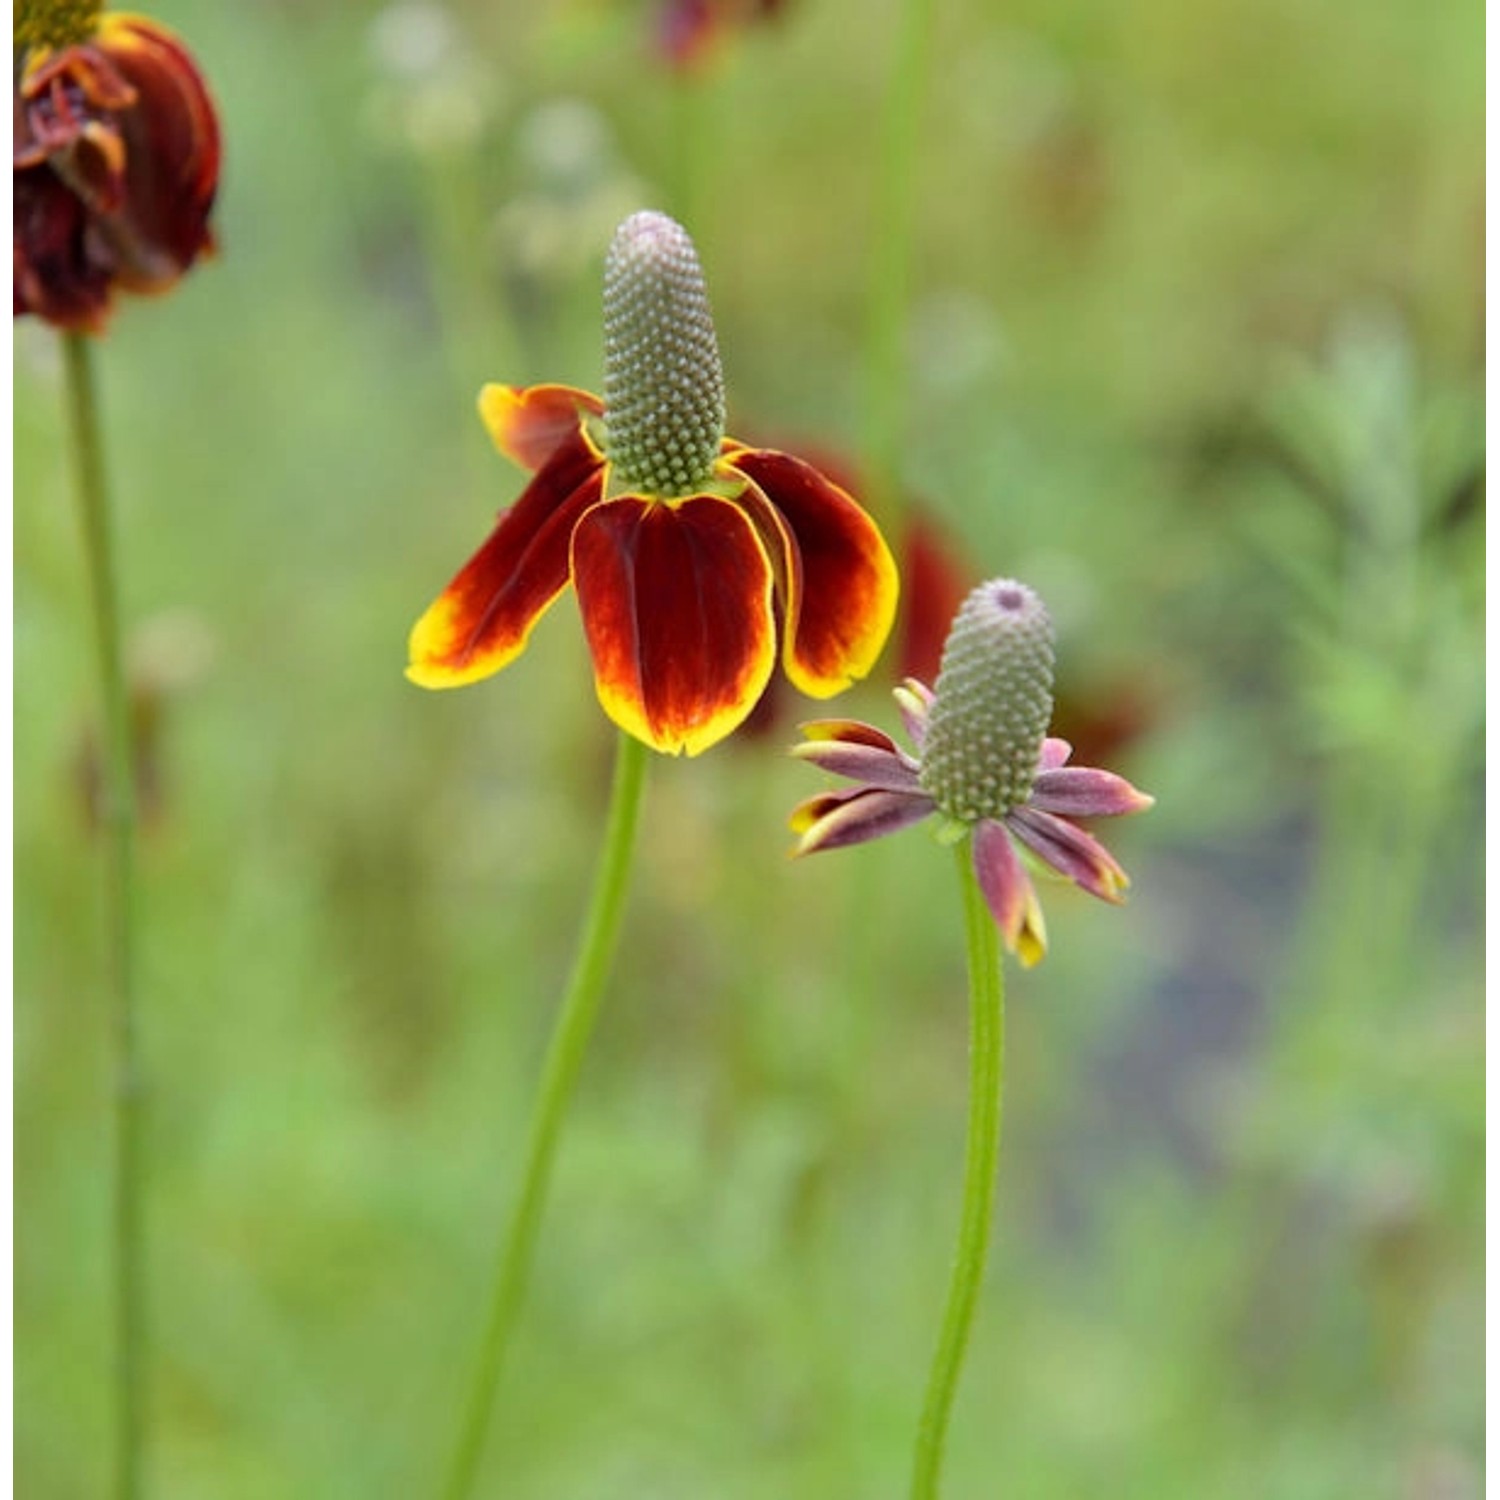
[62,330,144,1500]
[910,839,1005,1498]
[862,0,936,529]
[440,730,650,1500]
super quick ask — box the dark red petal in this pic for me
[92,15,220,289]
[407,433,607,688]
[477,384,605,473]
[726,448,898,698]
[570,494,777,756]
[13,166,117,331]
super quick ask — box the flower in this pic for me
[407,210,899,757]
[789,579,1152,965]
[13,0,221,332]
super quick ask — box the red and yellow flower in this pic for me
[408,211,898,757]
[14,0,220,331]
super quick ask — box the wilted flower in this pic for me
[790,579,1151,964]
[13,0,221,331]
[408,209,898,756]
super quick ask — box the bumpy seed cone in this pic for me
[603,210,726,497]
[919,579,1055,821]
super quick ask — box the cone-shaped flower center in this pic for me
[919,579,1055,821]
[603,210,726,498]
[15,0,102,50]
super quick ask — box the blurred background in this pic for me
[14,0,1484,1494]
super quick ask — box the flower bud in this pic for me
[602,210,726,497]
[919,579,1055,821]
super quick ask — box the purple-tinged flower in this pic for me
[789,578,1152,966]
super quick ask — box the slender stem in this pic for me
[861,0,937,530]
[62,330,144,1500]
[440,731,650,1500]
[910,840,1005,1498]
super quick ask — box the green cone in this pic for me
[603,210,726,497]
[919,580,1055,822]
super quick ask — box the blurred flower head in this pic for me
[13,0,220,331]
[653,0,788,74]
[408,209,899,757]
[790,579,1152,965]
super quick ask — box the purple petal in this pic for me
[972,820,1048,966]
[798,718,901,754]
[791,787,934,856]
[1006,805,1129,903]
[789,738,922,791]
[1038,737,1072,770]
[1030,766,1155,818]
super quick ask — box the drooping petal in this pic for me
[1030,766,1155,818]
[13,167,115,330]
[1038,737,1073,770]
[788,785,865,834]
[477,384,605,472]
[789,738,922,792]
[92,16,220,289]
[972,820,1048,967]
[790,786,935,855]
[726,447,899,698]
[1006,805,1130,903]
[570,493,778,756]
[406,432,607,688]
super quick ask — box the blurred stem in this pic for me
[440,731,650,1500]
[63,330,144,1500]
[911,840,1004,1499]
[862,0,936,529]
